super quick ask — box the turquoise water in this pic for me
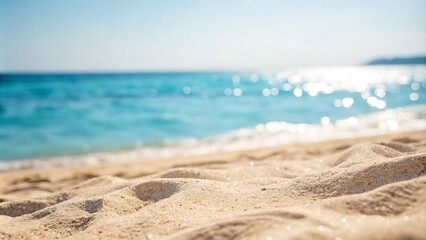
[0,65,425,163]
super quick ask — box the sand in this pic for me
[0,131,425,240]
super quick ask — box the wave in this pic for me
[1,105,425,171]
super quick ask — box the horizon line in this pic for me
[2,55,426,75]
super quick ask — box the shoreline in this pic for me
[1,104,425,171]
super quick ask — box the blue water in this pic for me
[0,65,425,162]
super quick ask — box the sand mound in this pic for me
[0,132,425,239]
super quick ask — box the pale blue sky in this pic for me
[0,0,425,72]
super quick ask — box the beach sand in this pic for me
[0,131,425,239]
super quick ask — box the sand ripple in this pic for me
[0,132,425,239]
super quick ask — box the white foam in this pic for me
[1,105,425,172]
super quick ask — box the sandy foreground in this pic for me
[0,131,425,240]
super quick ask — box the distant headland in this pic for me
[365,56,426,65]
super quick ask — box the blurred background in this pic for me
[0,0,425,168]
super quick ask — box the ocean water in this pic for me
[0,65,425,169]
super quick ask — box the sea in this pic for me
[0,65,425,170]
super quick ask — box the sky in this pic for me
[0,0,425,73]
